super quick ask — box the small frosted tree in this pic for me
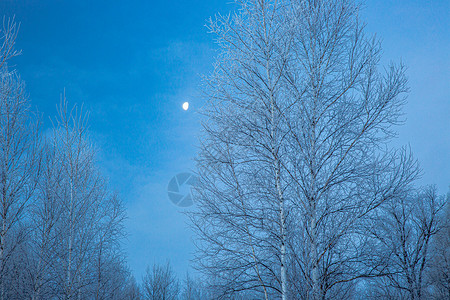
[142,261,179,300]
[367,186,447,299]
[180,273,209,300]
[428,194,450,299]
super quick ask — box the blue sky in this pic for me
[1,0,448,281]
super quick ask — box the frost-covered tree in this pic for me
[180,272,210,300]
[0,21,41,300]
[28,141,64,300]
[21,97,128,300]
[366,186,446,299]
[142,261,179,300]
[41,99,128,300]
[190,0,418,299]
[0,17,21,69]
[122,275,142,300]
[0,15,132,300]
[428,193,450,299]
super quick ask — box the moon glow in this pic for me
[182,102,189,111]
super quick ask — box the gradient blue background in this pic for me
[1,0,448,281]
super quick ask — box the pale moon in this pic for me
[182,102,189,111]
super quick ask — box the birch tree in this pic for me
[428,193,450,299]
[190,0,418,299]
[122,275,142,300]
[0,17,131,299]
[47,99,102,299]
[23,98,129,300]
[142,261,180,300]
[0,17,21,70]
[367,186,447,299]
[28,141,63,300]
[91,193,127,300]
[0,53,41,300]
